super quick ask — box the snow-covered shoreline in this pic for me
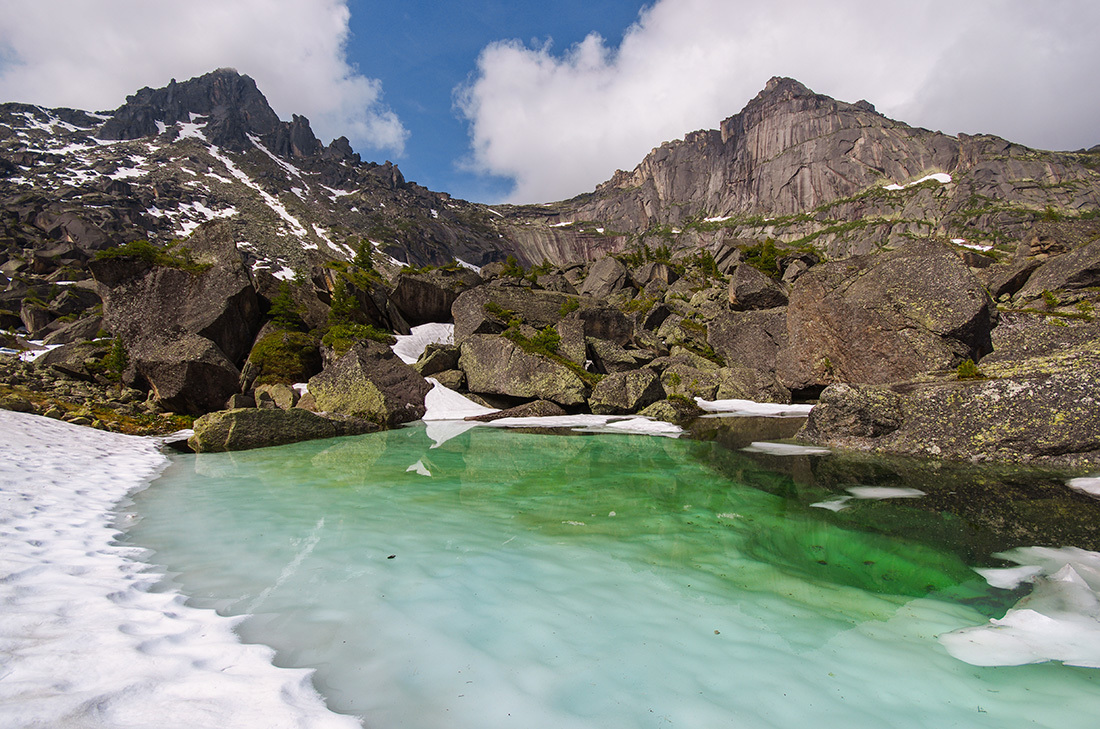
[0,410,360,729]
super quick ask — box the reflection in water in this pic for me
[125,423,1100,729]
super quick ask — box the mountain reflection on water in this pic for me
[123,420,1100,729]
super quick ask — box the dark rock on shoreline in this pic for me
[188,407,377,452]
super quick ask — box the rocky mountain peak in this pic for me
[97,69,291,152]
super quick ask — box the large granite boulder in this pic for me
[798,339,1100,467]
[779,240,995,390]
[588,369,665,415]
[728,264,788,310]
[707,307,788,373]
[91,222,261,365]
[459,334,589,406]
[133,334,243,414]
[579,256,630,298]
[1016,238,1100,299]
[308,340,431,426]
[188,407,377,452]
[452,286,581,342]
[391,268,483,325]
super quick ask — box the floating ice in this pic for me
[743,442,831,456]
[406,460,432,477]
[941,546,1100,668]
[1067,476,1100,499]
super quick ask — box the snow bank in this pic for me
[0,411,360,729]
[883,173,952,191]
[742,442,831,456]
[695,397,814,417]
[1067,476,1100,499]
[391,323,454,364]
[940,546,1100,668]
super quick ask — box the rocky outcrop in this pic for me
[728,265,788,310]
[308,341,431,426]
[390,268,483,325]
[579,256,630,298]
[133,334,243,414]
[588,369,664,415]
[799,339,1100,466]
[459,334,589,406]
[778,240,995,390]
[188,407,376,452]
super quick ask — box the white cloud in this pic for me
[457,0,1100,203]
[0,0,407,154]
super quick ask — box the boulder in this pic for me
[37,340,110,382]
[573,305,633,346]
[308,340,431,426]
[1016,238,1100,299]
[188,407,377,452]
[637,397,706,425]
[452,286,581,342]
[588,369,665,415]
[579,256,630,298]
[459,334,589,406]
[778,240,995,390]
[728,264,788,310]
[91,222,261,366]
[133,334,243,414]
[414,343,461,376]
[630,262,678,290]
[799,339,1100,466]
[587,337,648,373]
[707,307,788,373]
[391,268,483,325]
[465,399,567,422]
[42,315,104,346]
[254,383,299,410]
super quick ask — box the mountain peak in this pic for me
[97,69,285,151]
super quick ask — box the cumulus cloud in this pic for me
[0,0,407,154]
[457,0,1100,203]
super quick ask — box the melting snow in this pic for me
[742,442,831,456]
[695,397,814,417]
[0,411,360,729]
[884,173,952,191]
[392,323,454,364]
[1068,476,1100,499]
[940,546,1100,668]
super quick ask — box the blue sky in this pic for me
[1,1,1099,204]
[343,0,648,201]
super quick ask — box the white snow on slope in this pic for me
[884,173,952,191]
[695,397,814,417]
[392,323,454,364]
[0,411,360,729]
[205,144,308,237]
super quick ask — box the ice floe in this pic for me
[742,442,831,456]
[940,546,1100,668]
[0,411,360,728]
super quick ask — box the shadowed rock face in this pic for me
[459,334,589,406]
[778,239,995,390]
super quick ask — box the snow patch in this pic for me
[742,442,831,456]
[884,173,952,191]
[392,323,454,364]
[695,397,814,417]
[1068,476,1100,499]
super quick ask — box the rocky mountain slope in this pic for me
[3,70,1100,467]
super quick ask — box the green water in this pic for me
[123,424,1100,728]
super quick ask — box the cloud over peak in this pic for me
[458,0,1100,204]
[0,0,407,155]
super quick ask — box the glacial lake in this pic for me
[122,421,1100,728]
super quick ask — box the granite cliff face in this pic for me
[504,77,1100,264]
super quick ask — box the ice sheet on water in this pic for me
[940,546,1100,668]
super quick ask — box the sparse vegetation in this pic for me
[95,239,210,273]
[956,359,985,380]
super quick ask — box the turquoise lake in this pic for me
[122,422,1100,728]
